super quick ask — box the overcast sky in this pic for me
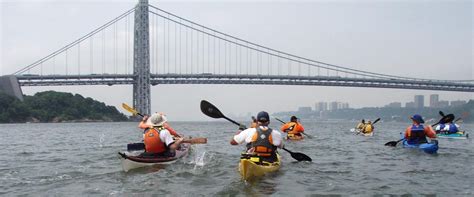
[1,0,473,121]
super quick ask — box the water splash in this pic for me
[194,151,206,169]
[99,133,105,148]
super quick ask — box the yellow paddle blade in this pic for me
[122,103,138,115]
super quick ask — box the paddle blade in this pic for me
[182,137,207,144]
[200,100,225,119]
[122,103,138,115]
[373,118,381,124]
[291,152,312,162]
[384,141,399,147]
[283,147,312,162]
[439,111,445,117]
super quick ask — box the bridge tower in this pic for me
[133,0,151,115]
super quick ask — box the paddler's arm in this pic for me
[297,123,305,133]
[138,115,150,129]
[169,137,184,151]
[273,131,284,149]
[404,126,410,139]
[425,126,437,138]
[280,123,290,133]
[230,127,249,145]
[164,123,182,137]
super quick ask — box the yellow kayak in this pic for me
[239,153,281,180]
[286,134,304,141]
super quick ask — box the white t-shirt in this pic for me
[233,126,283,147]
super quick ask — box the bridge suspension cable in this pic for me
[147,4,443,82]
[12,7,136,75]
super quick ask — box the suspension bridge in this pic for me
[2,0,473,115]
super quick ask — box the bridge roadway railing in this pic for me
[16,74,474,92]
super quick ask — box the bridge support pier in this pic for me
[133,0,151,116]
[0,75,24,101]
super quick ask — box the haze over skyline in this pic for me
[1,0,472,121]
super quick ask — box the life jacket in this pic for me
[446,123,459,134]
[407,124,427,144]
[248,127,277,157]
[364,124,373,133]
[285,122,303,135]
[143,126,167,154]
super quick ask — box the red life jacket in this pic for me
[143,127,167,154]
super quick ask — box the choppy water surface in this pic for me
[0,121,472,196]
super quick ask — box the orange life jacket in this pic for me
[143,126,167,154]
[282,122,304,135]
[248,127,276,157]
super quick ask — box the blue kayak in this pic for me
[401,139,438,154]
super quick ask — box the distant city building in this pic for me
[406,102,415,108]
[450,100,467,107]
[341,102,349,109]
[385,102,402,108]
[438,100,449,108]
[298,107,312,113]
[414,95,424,108]
[315,102,328,112]
[429,94,439,108]
[329,102,339,111]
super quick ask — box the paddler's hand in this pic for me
[174,137,184,143]
[142,115,149,122]
[238,124,247,131]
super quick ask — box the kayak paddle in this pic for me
[200,100,242,127]
[122,103,144,117]
[384,139,403,147]
[282,147,312,162]
[274,117,313,139]
[200,100,312,162]
[127,138,208,151]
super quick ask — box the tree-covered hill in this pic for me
[0,91,127,123]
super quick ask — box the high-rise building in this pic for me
[315,102,328,112]
[385,102,402,108]
[450,100,467,107]
[406,102,415,108]
[329,102,339,111]
[414,95,424,108]
[438,100,449,108]
[298,107,312,113]
[429,94,439,108]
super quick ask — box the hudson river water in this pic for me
[0,121,472,196]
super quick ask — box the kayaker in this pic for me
[250,116,258,128]
[280,116,305,139]
[404,114,437,145]
[230,111,283,162]
[356,119,365,132]
[140,113,184,156]
[362,120,374,134]
[139,113,182,137]
[436,114,459,134]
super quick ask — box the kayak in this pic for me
[239,153,281,180]
[401,139,438,154]
[358,132,374,137]
[118,143,191,172]
[286,133,304,141]
[436,131,469,139]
